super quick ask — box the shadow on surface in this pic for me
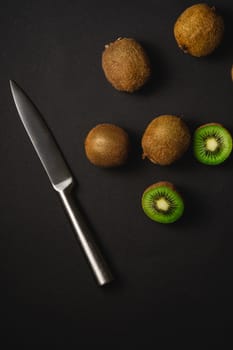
[96,128,145,175]
[173,185,208,231]
[204,6,233,61]
[133,41,172,96]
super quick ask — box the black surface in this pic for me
[2,0,233,346]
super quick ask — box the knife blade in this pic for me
[10,80,73,189]
[10,80,113,286]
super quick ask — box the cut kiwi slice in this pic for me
[142,182,184,224]
[193,123,232,165]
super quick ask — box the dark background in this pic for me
[1,0,233,347]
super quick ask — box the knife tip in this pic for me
[9,80,20,96]
[9,79,15,91]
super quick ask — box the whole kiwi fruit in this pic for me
[142,115,191,165]
[102,37,151,92]
[84,123,130,167]
[174,3,224,57]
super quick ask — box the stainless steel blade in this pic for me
[10,80,73,190]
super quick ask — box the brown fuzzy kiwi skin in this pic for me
[196,122,223,130]
[174,4,224,57]
[102,37,151,92]
[143,181,176,195]
[84,123,130,167]
[142,115,191,165]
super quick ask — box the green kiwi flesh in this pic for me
[193,123,232,165]
[142,181,184,224]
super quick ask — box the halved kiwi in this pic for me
[193,123,232,165]
[142,181,184,224]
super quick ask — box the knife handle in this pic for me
[58,188,113,286]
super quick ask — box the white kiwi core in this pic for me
[156,197,170,211]
[206,137,219,152]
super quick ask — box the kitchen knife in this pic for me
[10,80,113,286]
